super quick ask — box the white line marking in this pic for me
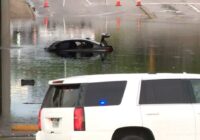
[143,2,200,5]
[85,0,92,5]
[76,11,141,17]
[160,10,182,13]
[63,0,66,7]
[188,4,200,13]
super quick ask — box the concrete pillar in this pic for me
[0,0,1,117]
[0,0,11,134]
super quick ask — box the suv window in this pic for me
[139,79,192,104]
[42,81,127,108]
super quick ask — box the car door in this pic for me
[140,79,195,140]
[56,41,77,57]
[189,79,200,140]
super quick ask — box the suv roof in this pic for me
[49,73,200,85]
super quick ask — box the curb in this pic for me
[139,5,156,19]
[11,124,38,132]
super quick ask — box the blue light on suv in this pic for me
[99,99,107,106]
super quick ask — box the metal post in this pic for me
[0,0,11,134]
[64,59,67,77]
[148,47,156,73]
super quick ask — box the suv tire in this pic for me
[120,135,145,140]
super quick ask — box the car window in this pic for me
[139,79,192,104]
[76,41,93,48]
[57,41,76,50]
[75,41,81,46]
[57,42,70,49]
[42,81,127,108]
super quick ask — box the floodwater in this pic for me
[10,15,200,123]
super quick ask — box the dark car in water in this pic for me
[45,33,113,58]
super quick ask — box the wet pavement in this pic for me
[141,0,200,21]
[9,0,200,131]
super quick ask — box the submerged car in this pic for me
[45,33,113,57]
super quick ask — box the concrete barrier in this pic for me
[140,6,156,19]
[10,0,35,19]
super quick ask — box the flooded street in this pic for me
[10,8,200,123]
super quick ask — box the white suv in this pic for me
[36,73,200,140]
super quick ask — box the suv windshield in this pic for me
[42,81,127,108]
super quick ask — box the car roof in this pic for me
[58,38,100,45]
[49,73,200,85]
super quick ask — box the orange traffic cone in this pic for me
[136,0,141,6]
[116,0,121,6]
[43,0,49,8]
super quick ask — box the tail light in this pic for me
[38,109,42,130]
[74,107,85,131]
[105,46,113,52]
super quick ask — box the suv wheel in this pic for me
[120,135,145,140]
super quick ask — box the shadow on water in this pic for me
[10,15,200,123]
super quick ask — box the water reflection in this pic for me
[11,16,200,123]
